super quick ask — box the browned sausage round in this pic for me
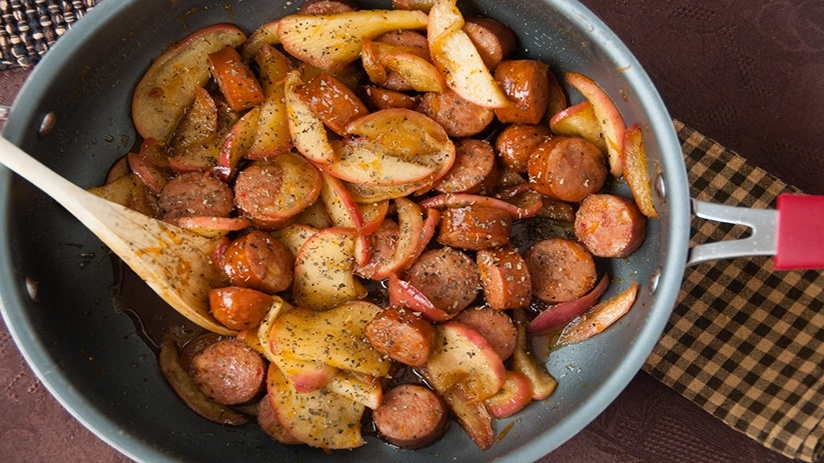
[494,60,551,125]
[372,384,448,449]
[234,153,322,229]
[257,396,302,445]
[295,72,369,136]
[209,286,272,331]
[476,246,532,310]
[438,205,512,250]
[364,306,437,367]
[527,136,607,202]
[220,230,293,294]
[190,338,266,405]
[433,139,499,194]
[361,85,421,110]
[417,90,495,138]
[453,307,517,360]
[403,247,480,315]
[462,16,517,71]
[524,238,597,304]
[494,123,553,173]
[574,194,647,258]
[297,0,357,14]
[158,171,233,221]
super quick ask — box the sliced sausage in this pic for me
[234,153,322,229]
[476,246,532,310]
[524,238,597,304]
[574,194,647,258]
[453,307,518,360]
[257,396,302,445]
[494,60,551,125]
[417,90,495,138]
[403,247,480,315]
[434,139,499,194]
[494,123,553,173]
[209,286,273,331]
[391,0,435,12]
[220,230,294,294]
[158,171,233,221]
[364,306,437,367]
[527,136,607,203]
[361,85,421,110]
[372,384,448,449]
[438,205,512,250]
[297,0,357,14]
[355,218,400,280]
[190,338,266,405]
[295,72,369,136]
[462,16,517,71]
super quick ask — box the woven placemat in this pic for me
[644,120,824,462]
[0,0,98,70]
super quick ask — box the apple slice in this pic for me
[420,321,506,402]
[169,86,217,154]
[127,138,169,195]
[267,301,390,377]
[215,106,259,180]
[132,25,246,142]
[483,370,533,419]
[428,0,510,108]
[528,274,610,335]
[269,355,338,393]
[362,39,446,93]
[319,172,366,230]
[388,273,454,322]
[358,200,390,235]
[512,308,557,400]
[442,385,494,450]
[87,174,140,207]
[322,139,437,186]
[277,9,428,71]
[292,200,334,229]
[557,281,639,345]
[565,71,626,177]
[549,100,607,152]
[271,223,319,257]
[241,19,281,61]
[623,124,659,218]
[327,371,383,410]
[267,363,366,450]
[284,70,337,164]
[247,44,293,160]
[174,216,251,239]
[292,227,368,311]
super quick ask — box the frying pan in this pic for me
[1,0,811,461]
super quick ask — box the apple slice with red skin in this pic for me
[277,9,428,71]
[322,139,437,186]
[565,71,626,177]
[388,273,454,322]
[557,281,639,345]
[292,228,368,311]
[528,274,610,335]
[319,172,366,230]
[484,370,533,419]
[428,0,510,109]
[362,39,446,93]
[241,19,280,62]
[623,124,659,218]
[512,308,557,400]
[216,106,260,181]
[266,363,366,450]
[127,138,169,195]
[549,100,607,152]
[271,223,319,257]
[132,24,246,143]
[284,70,337,165]
[358,200,390,236]
[174,216,251,239]
[327,371,383,410]
[269,355,338,393]
[441,385,494,450]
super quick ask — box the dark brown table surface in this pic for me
[0,0,822,462]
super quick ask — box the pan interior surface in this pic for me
[0,0,689,461]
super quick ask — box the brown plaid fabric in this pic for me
[644,120,824,462]
[0,0,98,70]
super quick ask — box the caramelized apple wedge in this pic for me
[623,124,659,218]
[269,355,338,393]
[362,39,446,93]
[549,100,607,152]
[566,71,627,177]
[327,371,383,410]
[284,70,337,164]
[292,228,367,311]
[267,363,366,450]
[557,281,639,345]
[428,0,510,108]
[278,10,428,71]
[132,25,246,142]
[247,44,293,160]
[271,223,319,257]
[267,301,391,377]
[323,139,437,186]
[483,370,532,419]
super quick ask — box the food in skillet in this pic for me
[91,0,658,452]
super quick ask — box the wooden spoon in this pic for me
[0,137,235,336]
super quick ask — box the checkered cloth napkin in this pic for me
[0,0,97,70]
[2,1,823,461]
[644,120,824,462]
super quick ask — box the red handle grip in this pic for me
[775,194,824,270]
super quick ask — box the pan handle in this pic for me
[688,194,824,270]
[687,199,777,267]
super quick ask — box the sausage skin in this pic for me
[403,247,480,315]
[438,205,512,250]
[372,384,449,449]
[524,238,597,304]
[453,306,518,360]
[494,123,553,173]
[574,194,647,258]
[476,246,532,310]
[417,90,495,138]
[494,60,551,124]
[158,172,233,221]
[434,138,499,194]
[527,136,607,202]
[220,230,294,294]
